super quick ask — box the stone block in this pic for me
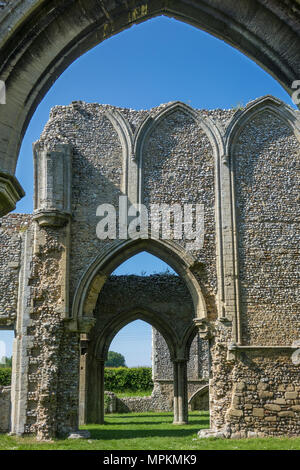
[264,404,281,411]
[257,382,268,391]
[265,416,277,422]
[245,404,253,409]
[232,395,241,405]
[228,408,243,417]
[259,391,274,399]
[274,398,286,405]
[291,405,300,411]
[235,382,246,392]
[253,408,264,417]
[285,392,298,400]
[278,411,295,418]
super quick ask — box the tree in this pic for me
[105,351,127,368]
[0,356,12,368]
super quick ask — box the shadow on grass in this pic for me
[83,415,210,440]
[86,427,206,440]
[106,414,173,419]
[100,420,208,426]
[102,417,209,426]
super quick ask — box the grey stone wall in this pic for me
[37,103,124,300]
[235,112,300,345]
[35,102,236,321]
[143,108,216,294]
[0,98,299,438]
[94,273,195,352]
[0,386,10,433]
[0,214,31,327]
[152,328,209,381]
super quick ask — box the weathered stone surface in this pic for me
[285,391,298,400]
[253,408,265,417]
[0,387,10,433]
[264,404,281,412]
[0,98,299,440]
[68,430,91,439]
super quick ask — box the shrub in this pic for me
[0,368,11,386]
[104,367,153,392]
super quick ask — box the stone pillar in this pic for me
[173,359,188,425]
[86,357,105,424]
[19,140,77,440]
[98,359,105,425]
[11,227,33,435]
[79,336,89,426]
[173,361,179,424]
[33,143,72,227]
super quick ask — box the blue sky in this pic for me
[1,15,295,366]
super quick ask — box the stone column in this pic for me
[79,336,89,426]
[173,360,179,424]
[28,141,76,440]
[98,359,105,425]
[173,359,188,425]
[86,357,105,424]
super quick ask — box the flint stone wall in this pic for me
[0,214,31,327]
[0,98,299,439]
[0,386,10,433]
[235,112,300,345]
[152,328,209,381]
[94,273,195,344]
[104,384,209,414]
[37,102,236,320]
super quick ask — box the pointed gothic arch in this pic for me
[1,0,299,215]
[71,236,208,331]
[225,96,300,153]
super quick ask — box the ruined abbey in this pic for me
[0,96,299,440]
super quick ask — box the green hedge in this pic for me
[0,366,153,391]
[104,367,153,392]
[0,368,11,386]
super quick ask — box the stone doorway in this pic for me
[78,252,210,426]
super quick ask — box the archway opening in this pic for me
[79,251,210,426]
[11,16,295,215]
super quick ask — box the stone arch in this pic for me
[71,236,207,329]
[94,307,178,361]
[105,109,134,194]
[224,94,300,345]
[220,95,300,343]
[1,0,300,215]
[225,96,300,153]
[80,268,199,425]
[133,101,224,204]
[182,324,200,360]
[188,384,209,411]
[134,101,223,163]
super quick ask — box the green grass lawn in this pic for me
[0,412,299,450]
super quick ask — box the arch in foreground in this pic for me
[0,0,300,215]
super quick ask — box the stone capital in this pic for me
[33,209,71,227]
[0,171,25,216]
[193,318,214,340]
[77,316,96,334]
